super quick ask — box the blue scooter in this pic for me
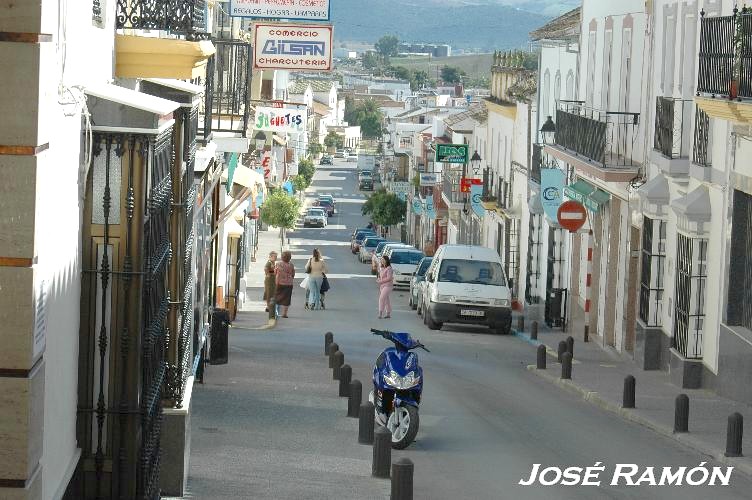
[369,328,429,449]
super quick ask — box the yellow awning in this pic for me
[115,34,215,79]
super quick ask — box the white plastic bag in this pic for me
[299,276,310,289]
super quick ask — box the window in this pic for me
[546,227,566,292]
[673,234,708,359]
[727,190,752,330]
[526,214,543,304]
[390,251,425,265]
[639,216,667,326]
[505,220,520,296]
[438,259,506,286]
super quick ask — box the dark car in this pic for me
[359,178,374,191]
[351,229,376,253]
[320,155,333,165]
[314,199,335,216]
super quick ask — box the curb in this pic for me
[526,365,752,480]
[513,330,581,364]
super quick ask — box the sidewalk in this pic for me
[512,315,752,479]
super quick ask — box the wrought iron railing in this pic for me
[653,97,692,159]
[692,106,712,168]
[442,169,464,204]
[697,9,752,99]
[203,40,252,138]
[115,0,209,39]
[554,101,640,167]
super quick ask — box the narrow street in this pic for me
[186,158,752,499]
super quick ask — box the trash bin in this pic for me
[545,288,565,328]
[209,308,230,365]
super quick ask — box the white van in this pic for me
[422,245,512,334]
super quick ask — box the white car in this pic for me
[373,242,411,274]
[421,245,512,334]
[384,247,425,288]
[303,208,327,228]
[359,236,386,263]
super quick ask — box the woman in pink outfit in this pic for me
[377,255,394,319]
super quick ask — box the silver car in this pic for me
[303,208,327,228]
[409,257,433,310]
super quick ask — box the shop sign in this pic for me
[230,0,330,21]
[435,144,469,164]
[419,173,438,186]
[460,177,482,193]
[470,184,485,217]
[253,106,307,134]
[412,198,423,215]
[425,195,437,219]
[540,168,566,220]
[390,181,411,194]
[253,23,333,71]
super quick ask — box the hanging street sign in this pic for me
[229,0,331,22]
[419,173,438,186]
[460,177,482,193]
[253,23,333,71]
[254,106,307,134]
[557,200,588,232]
[435,144,469,164]
[425,195,436,219]
[412,198,423,215]
[540,167,566,220]
[470,184,485,217]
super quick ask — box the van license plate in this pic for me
[461,310,484,317]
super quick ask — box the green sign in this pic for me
[226,153,239,194]
[564,180,610,213]
[435,144,469,164]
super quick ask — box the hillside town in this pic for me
[1,0,752,499]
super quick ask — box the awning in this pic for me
[638,173,670,204]
[85,83,180,134]
[273,135,287,146]
[564,179,610,213]
[672,185,711,223]
[222,164,266,192]
[226,217,244,237]
[140,78,204,108]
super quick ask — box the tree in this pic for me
[362,51,381,70]
[324,131,344,149]
[375,35,399,61]
[391,66,413,82]
[307,140,323,157]
[362,190,406,232]
[260,190,301,251]
[297,158,315,184]
[347,98,384,139]
[412,70,429,90]
[440,66,466,84]
[291,175,309,193]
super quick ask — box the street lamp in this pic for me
[540,116,556,144]
[253,131,268,151]
[470,150,482,175]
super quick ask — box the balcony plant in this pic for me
[731,6,751,99]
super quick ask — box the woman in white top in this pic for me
[306,248,328,310]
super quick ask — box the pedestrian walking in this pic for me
[305,248,328,310]
[263,251,277,314]
[274,251,295,318]
[376,254,394,319]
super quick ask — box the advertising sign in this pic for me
[412,198,423,215]
[419,173,438,186]
[253,106,307,134]
[470,184,485,217]
[435,144,469,164]
[425,195,436,220]
[460,177,482,193]
[254,23,333,71]
[229,0,331,21]
[390,181,411,194]
[540,168,566,220]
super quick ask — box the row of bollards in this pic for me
[324,332,415,499]
[533,333,745,459]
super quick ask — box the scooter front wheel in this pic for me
[388,405,419,449]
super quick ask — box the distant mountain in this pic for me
[330,0,575,50]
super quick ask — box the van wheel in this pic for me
[425,307,442,331]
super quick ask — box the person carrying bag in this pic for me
[305,248,328,310]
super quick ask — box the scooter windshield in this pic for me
[390,331,422,350]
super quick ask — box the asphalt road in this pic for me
[189,158,752,500]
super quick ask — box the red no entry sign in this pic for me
[557,200,587,232]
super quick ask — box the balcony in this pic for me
[546,100,640,183]
[202,40,252,146]
[441,169,464,209]
[652,97,692,176]
[114,0,214,79]
[695,9,752,124]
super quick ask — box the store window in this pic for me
[639,216,667,326]
[673,234,708,359]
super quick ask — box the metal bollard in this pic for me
[561,352,572,379]
[359,402,375,444]
[517,316,525,333]
[339,365,352,397]
[324,332,333,355]
[536,344,546,370]
[725,412,744,457]
[674,394,689,433]
[557,341,567,363]
[348,380,362,418]
[328,343,339,367]
[566,336,574,358]
[623,375,636,409]
[391,458,414,500]
[332,351,344,380]
[372,425,391,478]
[531,321,539,341]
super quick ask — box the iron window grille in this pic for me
[639,216,667,326]
[727,190,752,330]
[673,234,708,359]
[531,144,543,184]
[203,40,252,138]
[692,106,712,168]
[115,0,209,39]
[546,227,566,292]
[653,97,692,159]
[526,214,543,304]
[505,220,520,296]
[697,8,752,99]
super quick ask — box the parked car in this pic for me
[372,242,407,275]
[359,177,374,191]
[421,245,512,334]
[303,208,327,228]
[318,194,335,205]
[314,199,335,216]
[347,153,358,162]
[334,150,345,158]
[384,247,425,289]
[359,236,386,263]
[351,229,377,254]
[409,257,433,310]
[320,155,333,165]
[358,169,372,180]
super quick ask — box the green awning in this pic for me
[564,179,610,212]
